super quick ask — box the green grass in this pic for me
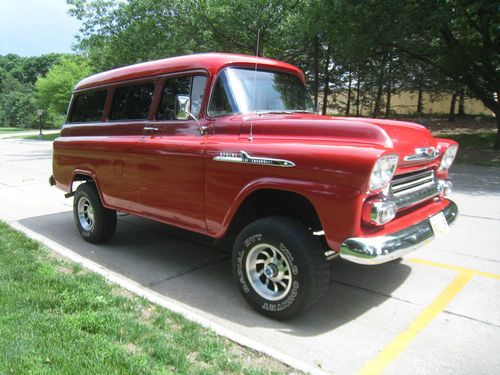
[0,127,29,134]
[440,132,496,149]
[18,132,60,141]
[0,221,288,374]
[440,131,500,167]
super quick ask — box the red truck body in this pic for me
[52,53,458,318]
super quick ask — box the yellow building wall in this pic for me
[322,90,493,116]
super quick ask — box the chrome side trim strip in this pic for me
[339,200,458,265]
[213,151,295,167]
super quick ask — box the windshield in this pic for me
[208,68,314,116]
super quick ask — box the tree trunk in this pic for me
[417,86,423,114]
[494,115,500,149]
[475,96,500,149]
[373,82,384,118]
[322,48,331,115]
[313,35,319,111]
[355,73,361,116]
[448,93,457,122]
[385,82,392,118]
[458,88,465,117]
[345,73,352,115]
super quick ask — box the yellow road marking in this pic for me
[358,272,474,375]
[409,258,500,281]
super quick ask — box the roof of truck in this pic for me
[74,53,305,91]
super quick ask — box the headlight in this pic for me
[438,145,458,171]
[369,155,399,191]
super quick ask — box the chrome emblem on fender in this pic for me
[213,151,295,167]
[404,146,440,162]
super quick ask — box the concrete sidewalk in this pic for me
[1,137,499,374]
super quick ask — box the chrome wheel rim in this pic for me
[77,197,94,231]
[246,243,292,301]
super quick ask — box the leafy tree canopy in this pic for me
[36,56,93,116]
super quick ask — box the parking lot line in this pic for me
[358,272,473,375]
[409,258,500,280]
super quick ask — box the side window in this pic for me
[156,75,207,121]
[109,82,155,120]
[208,77,235,116]
[70,90,107,123]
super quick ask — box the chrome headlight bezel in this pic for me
[438,145,458,171]
[369,154,399,192]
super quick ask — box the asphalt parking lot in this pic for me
[1,136,499,374]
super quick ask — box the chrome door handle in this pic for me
[144,126,159,133]
[199,125,208,135]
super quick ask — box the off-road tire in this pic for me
[232,216,329,320]
[73,183,117,243]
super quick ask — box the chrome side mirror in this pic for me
[175,95,190,120]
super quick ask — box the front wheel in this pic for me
[73,183,117,243]
[232,216,330,320]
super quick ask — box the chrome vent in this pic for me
[390,169,439,210]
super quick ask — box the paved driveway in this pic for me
[1,138,499,374]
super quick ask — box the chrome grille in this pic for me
[390,169,439,210]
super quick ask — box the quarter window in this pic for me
[109,82,155,120]
[156,75,207,121]
[70,90,108,123]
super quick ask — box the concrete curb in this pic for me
[10,221,329,375]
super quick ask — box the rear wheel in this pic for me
[73,183,117,243]
[232,216,329,320]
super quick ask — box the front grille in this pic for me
[390,169,439,210]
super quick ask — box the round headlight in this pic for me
[369,155,399,191]
[439,145,458,171]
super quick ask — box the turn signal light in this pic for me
[362,199,398,226]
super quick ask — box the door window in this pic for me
[156,75,207,121]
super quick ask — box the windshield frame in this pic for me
[206,66,315,118]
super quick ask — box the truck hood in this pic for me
[241,113,437,159]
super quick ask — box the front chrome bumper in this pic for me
[339,200,458,265]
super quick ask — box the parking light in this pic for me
[369,154,399,191]
[438,145,458,171]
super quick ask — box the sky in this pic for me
[0,0,81,56]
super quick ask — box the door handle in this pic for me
[199,125,208,135]
[144,126,159,133]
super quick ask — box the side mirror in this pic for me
[175,95,190,120]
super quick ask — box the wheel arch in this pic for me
[70,169,106,205]
[223,188,323,239]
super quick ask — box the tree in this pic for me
[0,53,69,128]
[335,0,500,148]
[0,73,36,128]
[35,57,92,124]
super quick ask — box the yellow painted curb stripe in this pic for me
[358,272,474,375]
[409,258,500,281]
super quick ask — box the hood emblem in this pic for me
[404,146,440,162]
[214,151,295,167]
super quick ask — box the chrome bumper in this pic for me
[339,200,458,265]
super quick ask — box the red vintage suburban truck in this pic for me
[51,53,458,319]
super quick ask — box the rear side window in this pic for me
[70,90,108,123]
[156,75,207,121]
[109,82,155,120]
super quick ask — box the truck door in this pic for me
[135,74,209,232]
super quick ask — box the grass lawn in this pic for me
[0,221,289,374]
[18,132,60,141]
[0,127,29,134]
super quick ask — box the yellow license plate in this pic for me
[429,212,449,238]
